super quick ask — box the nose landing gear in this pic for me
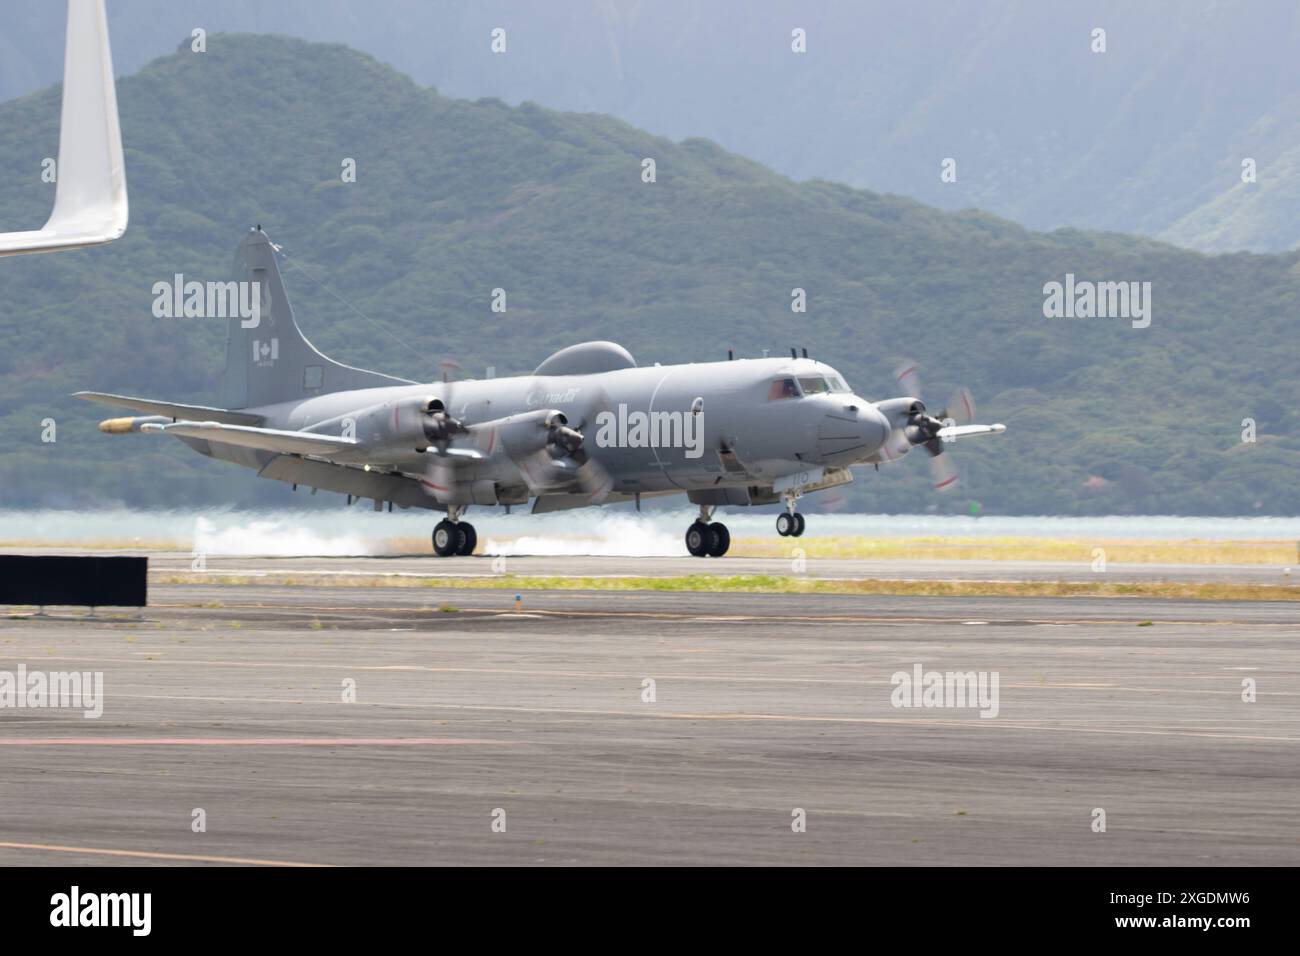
[686,505,730,557]
[776,491,806,537]
[432,507,478,557]
[775,512,805,537]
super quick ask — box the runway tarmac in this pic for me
[1,571,1296,866]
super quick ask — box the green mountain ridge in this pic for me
[0,34,1295,515]
[6,2,1300,254]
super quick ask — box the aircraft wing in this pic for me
[73,391,265,426]
[935,423,1007,440]
[141,421,356,457]
[0,0,128,257]
[438,448,488,461]
[531,490,677,513]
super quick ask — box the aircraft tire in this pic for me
[775,513,794,537]
[791,512,806,537]
[707,522,730,557]
[685,521,713,557]
[456,522,477,556]
[432,520,460,557]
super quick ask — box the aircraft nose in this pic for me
[816,399,889,464]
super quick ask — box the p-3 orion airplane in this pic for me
[77,229,1006,557]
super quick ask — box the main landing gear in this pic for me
[686,505,730,558]
[775,491,806,538]
[432,507,477,557]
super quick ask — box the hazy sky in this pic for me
[5,0,1299,249]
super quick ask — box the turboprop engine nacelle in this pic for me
[476,408,578,460]
[873,396,923,431]
[335,396,450,454]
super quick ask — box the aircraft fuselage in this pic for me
[245,356,890,501]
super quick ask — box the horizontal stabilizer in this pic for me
[72,390,265,424]
[141,420,356,457]
[73,391,264,425]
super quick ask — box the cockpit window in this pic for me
[828,375,850,393]
[767,377,800,400]
[797,377,830,395]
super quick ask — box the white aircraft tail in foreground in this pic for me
[0,0,128,257]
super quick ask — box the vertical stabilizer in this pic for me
[219,228,413,409]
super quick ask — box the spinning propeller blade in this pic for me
[891,361,1000,494]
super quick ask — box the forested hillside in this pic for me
[0,35,1295,515]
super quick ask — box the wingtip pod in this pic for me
[100,415,170,433]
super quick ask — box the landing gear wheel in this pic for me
[707,522,730,557]
[432,520,460,557]
[791,512,806,537]
[776,512,795,537]
[686,521,714,557]
[456,522,477,556]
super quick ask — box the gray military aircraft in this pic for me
[77,229,1005,557]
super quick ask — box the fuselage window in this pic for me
[767,378,800,400]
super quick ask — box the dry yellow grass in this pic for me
[723,536,1298,564]
[383,535,1297,564]
[153,571,1299,602]
[0,538,184,551]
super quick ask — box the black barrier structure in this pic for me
[0,555,147,614]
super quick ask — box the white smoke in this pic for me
[484,513,685,557]
[192,515,371,556]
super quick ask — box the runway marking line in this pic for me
[0,841,329,867]
[25,654,1297,698]
[0,736,514,747]
[68,694,1300,742]
[150,601,1278,628]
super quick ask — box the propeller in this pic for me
[892,361,977,494]
[532,382,614,500]
[420,369,616,503]
[417,357,478,501]
[421,453,457,503]
[419,414,500,504]
[421,397,467,453]
[422,357,470,453]
[509,410,613,502]
[566,384,615,500]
